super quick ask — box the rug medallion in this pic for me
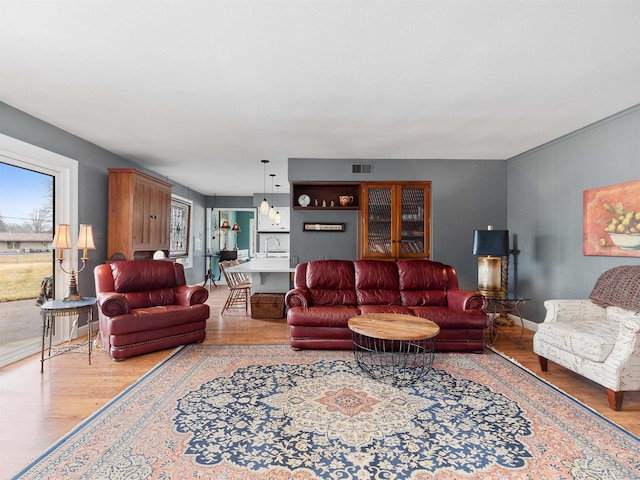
[14,345,640,479]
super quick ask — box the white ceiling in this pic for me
[1,1,639,196]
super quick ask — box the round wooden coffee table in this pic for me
[348,313,440,386]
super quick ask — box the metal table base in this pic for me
[40,297,96,373]
[351,332,436,386]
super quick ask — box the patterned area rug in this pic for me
[14,345,640,479]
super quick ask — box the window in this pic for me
[0,134,79,367]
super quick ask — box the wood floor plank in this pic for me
[1,285,638,478]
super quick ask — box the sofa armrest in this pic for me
[543,299,607,324]
[447,289,487,311]
[97,292,129,317]
[175,285,209,306]
[285,288,310,308]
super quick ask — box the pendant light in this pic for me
[268,173,276,219]
[260,159,269,214]
[274,184,281,224]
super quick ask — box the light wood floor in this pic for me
[1,286,638,477]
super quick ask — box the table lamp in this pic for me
[51,223,95,301]
[472,226,509,297]
[220,220,231,251]
[232,223,241,250]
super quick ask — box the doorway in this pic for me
[206,208,256,281]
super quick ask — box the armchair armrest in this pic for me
[621,315,640,334]
[604,309,640,391]
[175,285,209,306]
[97,292,129,317]
[543,299,607,324]
[447,289,487,311]
[285,288,310,308]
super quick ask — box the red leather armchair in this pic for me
[94,260,209,360]
[286,259,488,352]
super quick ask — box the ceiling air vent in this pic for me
[352,163,373,175]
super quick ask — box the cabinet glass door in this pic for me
[399,186,426,255]
[365,186,393,256]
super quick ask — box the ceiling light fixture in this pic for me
[269,173,276,219]
[274,184,281,225]
[260,159,269,214]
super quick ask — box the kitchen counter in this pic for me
[226,258,294,273]
[226,258,294,293]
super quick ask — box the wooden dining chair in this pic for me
[220,260,252,313]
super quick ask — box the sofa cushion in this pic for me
[287,306,360,328]
[409,306,489,329]
[124,288,177,309]
[111,260,178,293]
[535,318,618,363]
[306,260,357,306]
[105,304,210,336]
[358,305,414,315]
[355,260,401,305]
[398,260,449,306]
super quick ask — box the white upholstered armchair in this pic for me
[533,266,640,410]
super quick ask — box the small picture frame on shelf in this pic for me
[303,222,345,232]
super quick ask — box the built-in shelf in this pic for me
[292,182,360,210]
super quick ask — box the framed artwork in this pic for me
[170,196,191,257]
[583,179,640,257]
[303,222,345,232]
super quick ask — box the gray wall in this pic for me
[0,102,208,289]
[5,98,636,317]
[508,105,640,322]
[207,195,255,209]
[288,158,508,291]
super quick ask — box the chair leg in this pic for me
[222,287,251,313]
[538,355,548,372]
[606,388,624,411]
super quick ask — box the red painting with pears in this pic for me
[584,179,640,257]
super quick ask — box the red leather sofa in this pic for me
[285,259,488,352]
[94,260,209,360]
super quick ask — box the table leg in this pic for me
[40,315,47,373]
[203,268,217,288]
[47,315,53,356]
[488,300,524,349]
[88,308,93,365]
[511,299,525,348]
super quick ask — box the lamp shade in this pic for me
[231,223,240,232]
[472,229,509,256]
[220,220,231,230]
[76,224,96,250]
[260,199,269,214]
[52,224,72,249]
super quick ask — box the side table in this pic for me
[485,297,529,349]
[40,297,97,373]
